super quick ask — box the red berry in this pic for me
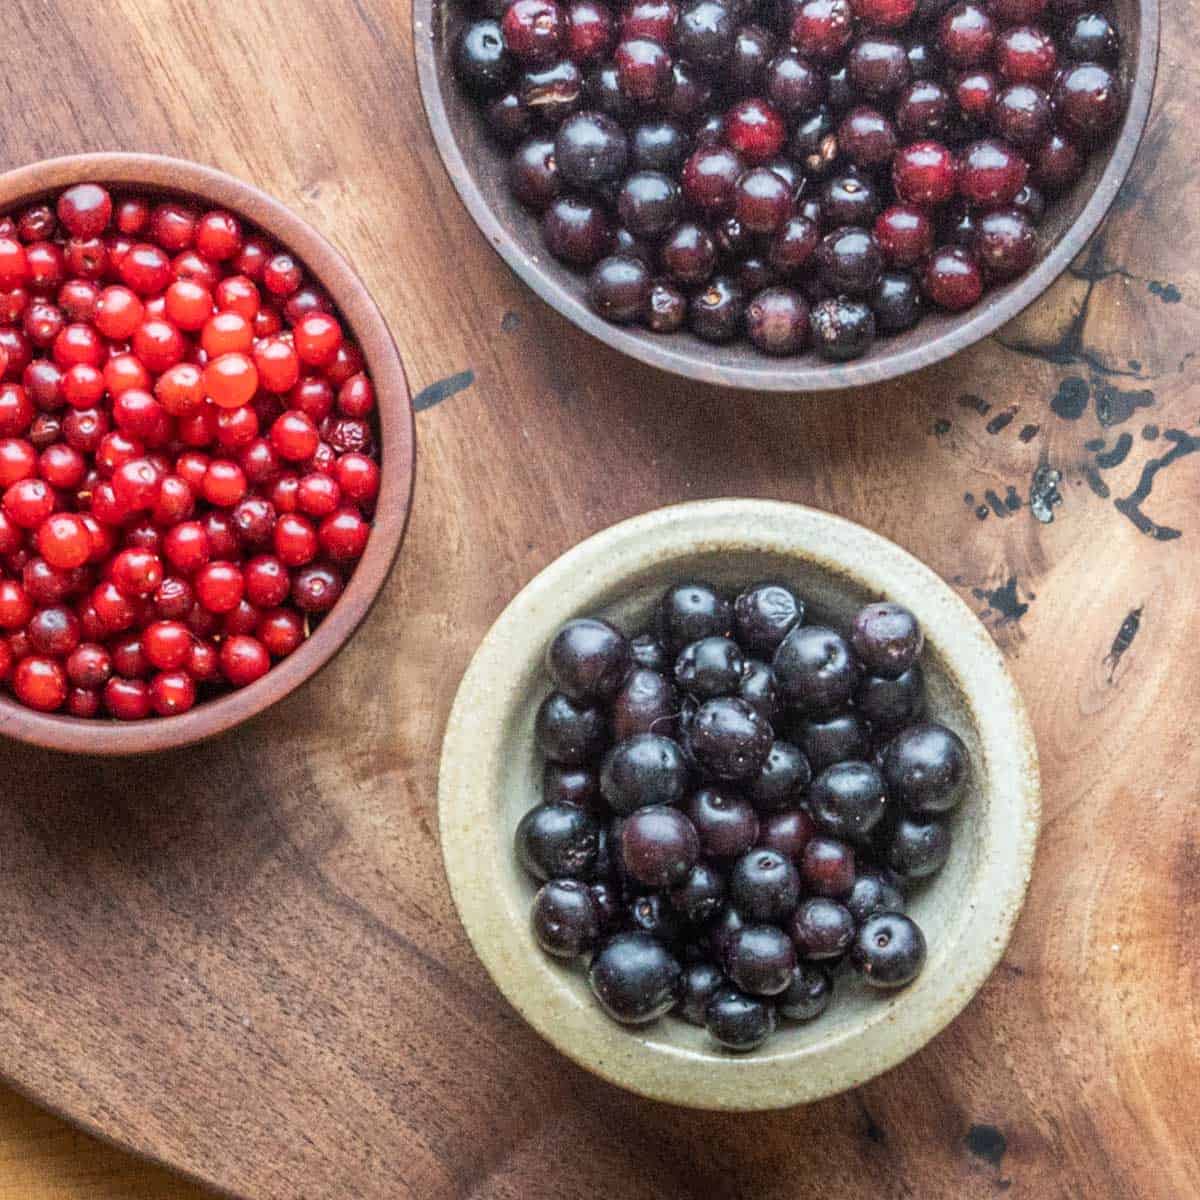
[291,563,343,613]
[118,243,172,295]
[13,655,67,711]
[143,619,193,670]
[958,138,1028,206]
[195,211,243,262]
[502,0,566,63]
[103,675,152,719]
[36,512,92,568]
[294,312,343,367]
[57,184,113,239]
[875,205,934,266]
[939,2,995,66]
[150,202,198,251]
[995,25,1056,84]
[273,513,319,566]
[110,547,164,597]
[270,411,320,462]
[892,140,957,204]
[203,352,258,408]
[220,634,271,687]
[0,438,37,486]
[850,0,916,28]
[253,337,301,393]
[723,99,787,165]
[3,477,54,528]
[319,508,370,561]
[791,0,854,59]
[195,561,245,613]
[27,604,80,656]
[263,253,302,297]
[66,642,112,688]
[922,245,984,309]
[0,580,33,628]
[257,608,305,658]
[335,453,380,505]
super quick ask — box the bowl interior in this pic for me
[0,154,414,753]
[440,501,1038,1108]
[416,0,1155,390]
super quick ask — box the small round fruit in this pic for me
[756,808,815,863]
[800,835,856,896]
[534,690,609,764]
[922,246,983,310]
[659,581,731,651]
[734,582,802,654]
[777,963,832,1020]
[729,848,801,922]
[532,878,600,956]
[973,207,1037,281]
[747,740,812,812]
[790,897,856,959]
[810,296,875,360]
[669,862,727,926]
[846,868,905,923]
[687,696,773,781]
[611,667,676,741]
[747,287,810,355]
[882,721,969,813]
[726,924,796,995]
[773,624,855,714]
[1052,62,1123,143]
[856,664,924,732]
[588,931,682,1024]
[554,111,629,190]
[705,986,777,1050]
[621,805,700,887]
[887,813,952,880]
[547,616,631,703]
[675,635,744,699]
[678,961,726,1025]
[851,912,926,987]
[516,801,601,881]
[809,760,889,839]
[851,601,922,677]
[686,787,760,859]
[600,732,691,814]
[588,255,652,324]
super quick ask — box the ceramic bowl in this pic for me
[439,499,1039,1109]
[0,153,415,754]
[414,0,1158,391]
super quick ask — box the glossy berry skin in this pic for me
[588,932,682,1024]
[517,801,601,881]
[809,760,890,838]
[601,732,690,813]
[992,83,1052,148]
[532,879,600,957]
[705,986,777,1050]
[874,205,933,267]
[669,862,726,923]
[726,924,796,995]
[675,635,744,699]
[772,625,854,715]
[733,168,792,234]
[678,961,726,1025]
[973,207,1037,280]
[851,601,922,677]
[611,667,675,741]
[555,112,630,190]
[724,99,787,165]
[800,835,856,897]
[791,0,855,60]
[686,787,760,859]
[621,805,701,887]
[541,196,612,266]
[614,37,674,103]
[548,616,631,702]
[746,287,810,356]
[778,963,832,1020]
[676,0,736,68]
[892,140,957,205]
[882,721,968,813]
[588,255,651,323]
[958,138,1027,206]
[887,813,952,879]
[535,690,608,764]
[729,848,801,922]
[856,662,924,730]
[790,897,856,959]
[815,227,883,296]
[938,2,995,66]
[922,245,983,310]
[996,24,1057,84]
[846,868,905,923]
[851,912,926,987]
[455,20,514,96]
[681,146,743,216]
[847,35,911,98]
[1053,62,1123,144]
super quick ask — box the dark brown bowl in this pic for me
[0,153,415,754]
[415,0,1159,391]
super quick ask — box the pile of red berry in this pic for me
[0,183,380,720]
[453,0,1126,360]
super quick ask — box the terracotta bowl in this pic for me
[439,500,1039,1109]
[0,153,415,754]
[415,0,1158,391]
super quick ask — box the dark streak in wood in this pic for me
[986,407,1018,434]
[1084,465,1112,497]
[1096,432,1134,468]
[1113,429,1200,540]
[1018,423,1040,442]
[959,394,991,416]
[966,1124,1008,1166]
[413,368,475,411]
[1104,606,1143,681]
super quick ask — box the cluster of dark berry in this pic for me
[453,0,1124,361]
[515,582,969,1051]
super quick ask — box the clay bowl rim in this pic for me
[414,0,1159,392]
[439,499,1041,1110]
[0,152,416,755]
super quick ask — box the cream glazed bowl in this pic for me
[438,500,1040,1110]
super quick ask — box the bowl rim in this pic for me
[0,152,416,754]
[439,499,1041,1109]
[414,0,1160,391]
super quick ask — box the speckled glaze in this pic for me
[439,500,1040,1110]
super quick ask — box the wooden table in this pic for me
[1,1,1197,1197]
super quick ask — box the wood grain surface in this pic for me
[0,1,1196,1198]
